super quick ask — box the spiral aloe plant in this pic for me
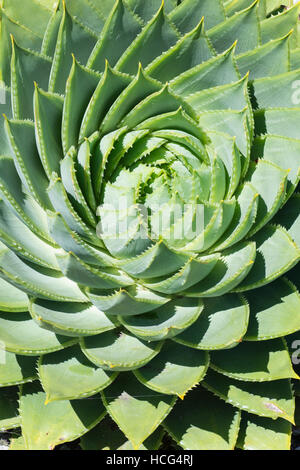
[0,0,299,451]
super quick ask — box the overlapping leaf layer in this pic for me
[0,0,299,450]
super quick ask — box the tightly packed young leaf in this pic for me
[0,0,299,450]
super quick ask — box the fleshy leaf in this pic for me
[173,294,249,350]
[207,1,260,55]
[0,277,28,312]
[119,298,203,342]
[203,369,295,423]
[19,382,106,450]
[0,387,21,431]
[0,311,78,356]
[245,277,300,340]
[134,340,209,398]
[81,330,162,371]
[29,298,117,337]
[237,413,292,450]
[101,373,176,450]
[39,345,118,402]
[80,414,164,450]
[210,338,298,382]
[0,350,37,387]
[164,386,241,450]
[236,225,299,291]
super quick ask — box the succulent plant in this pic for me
[0,0,299,451]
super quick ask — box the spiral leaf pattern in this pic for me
[0,0,299,450]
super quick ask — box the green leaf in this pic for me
[33,85,64,178]
[62,57,99,154]
[207,1,260,55]
[207,131,242,198]
[101,372,176,449]
[39,345,118,402]
[203,369,295,423]
[225,0,266,19]
[0,7,45,84]
[236,225,299,291]
[0,387,21,431]
[41,4,62,57]
[100,66,160,134]
[0,311,78,356]
[164,386,241,450]
[81,330,162,371]
[85,0,116,21]
[199,109,250,163]
[0,350,37,386]
[254,107,300,139]
[183,242,256,297]
[0,156,53,245]
[19,381,106,450]
[97,128,146,188]
[10,38,51,120]
[127,0,177,22]
[0,277,28,312]
[246,159,288,236]
[87,285,169,316]
[253,69,300,109]
[119,297,203,341]
[115,4,179,74]
[244,278,300,340]
[169,0,225,32]
[170,43,239,97]
[151,129,206,164]
[116,240,190,279]
[260,3,299,46]
[274,193,300,248]
[48,1,97,94]
[144,255,220,294]
[47,212,114,267]
[136,107,206,141]
[236,33,291,79]
[290,48,300,70]
[0,247,87,302]
[56,250,133,290]
[9,435,26,450]
[47,173,102,247]
[29,298,117,337]
[212,183,258,251]
[76,138,97,210]
[87,0,143,73]
[3,0,56,39]
[186,75,249,114]
[0,83,12,155]
[157,201,235,253]
[0,199,59,270]
[120,85,195,129]
[60,150,96,227]
[135,340,209,398]
[211,338,298,381]
[4,118,52,210]
[80,416,164,450]
[255,135,300,200]
[63,0,108,35]
[173,294,249,350]
[79,62,131,141]
[146,19,212,82]
[237,413,292,450]
[80,416,127,450]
